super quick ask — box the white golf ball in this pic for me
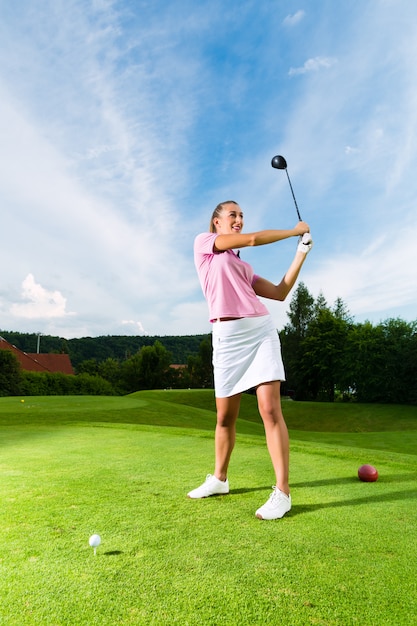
[89,534,101,548]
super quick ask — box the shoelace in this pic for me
[269,487,286,502]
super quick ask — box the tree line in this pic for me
[1,283,416,403]
[280,283,417,404]
[0,332,208,370]
[0,337,213,397]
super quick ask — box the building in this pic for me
[0,336,74,375]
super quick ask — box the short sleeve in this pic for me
[194,232,218,255]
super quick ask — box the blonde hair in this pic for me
[209,200,238,233]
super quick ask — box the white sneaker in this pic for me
[255,487,291,520]
[187,474,229,499]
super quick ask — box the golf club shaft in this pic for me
[285,170,302,221]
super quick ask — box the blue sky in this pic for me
[1,0,416,339]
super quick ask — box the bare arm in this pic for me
[214,221,310,251]
[253,250,309,301]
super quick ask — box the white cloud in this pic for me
[304,225,417,320]
[289,56,338,76]
[283,10,305,27]
[10,274,75,320]
[121,320,148,335]
[345,145,360,155]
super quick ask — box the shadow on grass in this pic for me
[230,486,271,495]
[104,550,123,556]
[290,487,417,516]
[228,474,417,517]
[230,472,416,496]
[292,473,417,488]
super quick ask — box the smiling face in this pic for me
[211,201,244,234]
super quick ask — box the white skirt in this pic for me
[212,314,285,398]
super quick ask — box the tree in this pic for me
[282,290,354,401]
[98,358,123,392]
[313,291,329,318]
[120,352,143,394]
[347,322,387,402]
[286,282,315,338]
[0,350,21,396]
[281,282,315,398]
[380,319,417,404]
[138,341,173,389]
[348,318,417,404]
[120,340,173,392]
[301,308,351,401]
[187,337,214,388]
[333,297,354,323]
[76,358,100,375]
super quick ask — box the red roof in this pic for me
[0,336,74,375]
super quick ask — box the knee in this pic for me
[259,403,283,426]
[216,412,236,428]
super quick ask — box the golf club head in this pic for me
[271,154,302,221]
[271,155,287,170]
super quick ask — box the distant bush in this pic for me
[71,373,116,395]
[19,372,116,396]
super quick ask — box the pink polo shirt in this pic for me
[194,232,269,322]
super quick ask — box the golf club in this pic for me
[271,155,302,221]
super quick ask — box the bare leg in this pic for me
[256,381,290,495]
[214,393,241,481]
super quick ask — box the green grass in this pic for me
[0,392,416,625]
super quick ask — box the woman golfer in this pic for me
[187,200,313,519]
